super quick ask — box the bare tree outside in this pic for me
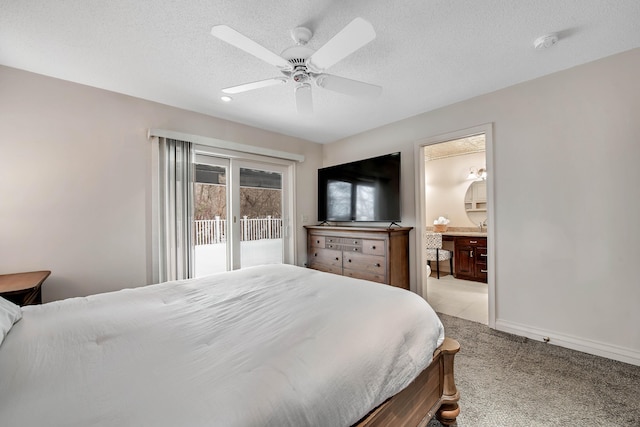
[240,187,282,218]
[195,184,227,219]
[194,184,282,220]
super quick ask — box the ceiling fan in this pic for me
[211,17,382,114]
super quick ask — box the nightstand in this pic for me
[0,271,51,306]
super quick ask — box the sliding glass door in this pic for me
[193,157,230,276]
[193,155,291,276]
[236,161,286,269]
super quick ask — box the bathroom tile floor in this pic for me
[425,273,488,325]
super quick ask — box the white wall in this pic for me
[425,152,486,228]
[323,48,640,365]
[0,65,322,302]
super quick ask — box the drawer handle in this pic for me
[481,269,488,273]
[348,259,352,263]
[470,250,474,258]
[480,254,487,257]
[353,240,358,244]
[470,240,477,244]
[375,263,381,267]
[316,240,320,244]
[335,257,339,261]
[371,245,376,250]
[353,248,358,251]
[314,253,318,257]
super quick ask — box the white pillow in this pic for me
[0,297,22,347]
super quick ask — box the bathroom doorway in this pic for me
[414,124,495,327]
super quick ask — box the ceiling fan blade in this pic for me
[316,74,382,98]
[306,17,376,71]
[295,83,313,114]
[211,25,292,70]
[222,77,288,94]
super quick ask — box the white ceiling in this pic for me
[2,1,639,144]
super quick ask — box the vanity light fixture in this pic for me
[467,167,487,180]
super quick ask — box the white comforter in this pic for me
[0,264,444,427]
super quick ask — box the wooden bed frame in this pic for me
[354,337,460,427]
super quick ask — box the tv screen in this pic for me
[317,152,401,222]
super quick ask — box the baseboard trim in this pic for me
[495,319,640,366]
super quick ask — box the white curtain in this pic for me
[157,138,193,282]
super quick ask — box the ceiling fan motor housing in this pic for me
[281,44,315,82]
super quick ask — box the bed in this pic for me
[0,264,459,426]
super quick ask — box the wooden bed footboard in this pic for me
[354,337,460,427]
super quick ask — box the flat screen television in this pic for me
[317,152,401,222]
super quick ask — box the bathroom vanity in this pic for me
[442,232,487,283]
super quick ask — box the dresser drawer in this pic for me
[343,252,386,276]
[325,236,338,244]
[309,263,343,276]
[343,268,386,284]
[362,239,385,256]
[309,235,325,248]
[343,238,361,246]
[309,248,342,267]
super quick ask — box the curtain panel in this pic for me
[157,138,193,282]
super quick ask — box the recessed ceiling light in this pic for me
[220,96,233,102]
[533,33,558,50]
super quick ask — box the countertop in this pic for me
[442,231,487,237]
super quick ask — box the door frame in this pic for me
[413,123,496,328]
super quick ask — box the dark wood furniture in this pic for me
[305,226,412,290]
[453,236,487,282]
[355,337,460,426]
[0,270,51,306]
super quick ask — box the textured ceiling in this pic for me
[424,135,486,161]
[2,1,640,144]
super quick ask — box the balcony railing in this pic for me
[194,216,282,245]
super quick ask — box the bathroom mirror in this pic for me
[464,180,487,226]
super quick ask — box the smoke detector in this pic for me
[534,33,558,50]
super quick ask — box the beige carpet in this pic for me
[427,314,640,426]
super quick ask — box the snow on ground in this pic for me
[194,239,283,277]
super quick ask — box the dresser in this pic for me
[304,226,412,290]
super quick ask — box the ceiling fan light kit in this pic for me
[211,17,382,114]
[533,33,559,50]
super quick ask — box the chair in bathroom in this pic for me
[425,232,453,279]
